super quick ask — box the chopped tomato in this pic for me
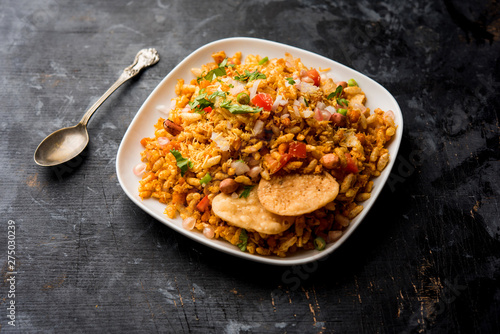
[251,93,273,111]
[269,153,292,174]
[344,153,359,174]
[306,69,321,86]
[203,106,213,113]
[196,195,210,212]
[288,142,307,158]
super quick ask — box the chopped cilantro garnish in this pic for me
[258,57,269,65]
[200,173,212,185]
[170,149,193,177]
[234,69,266,82]
[304,99,309,107]
[327,85,343,100]
[286,77,296,85]
[220,100,262,114]
[237,229,248,251]
[239,185,254,198]
[337,98,349,107]
[198,58,229,82]
[208,90,227,100]
[189,90,227,111]
[188,92,212,110]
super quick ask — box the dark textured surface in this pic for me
[1,0,499,333]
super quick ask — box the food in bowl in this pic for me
[137,50,396,257]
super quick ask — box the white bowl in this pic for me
[116,37,403,266]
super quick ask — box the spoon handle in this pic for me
[79,48,160,126]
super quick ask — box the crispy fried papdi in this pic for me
[212,188,294,235]
[258,173,339,216]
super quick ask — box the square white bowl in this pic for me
[116,37,403,266]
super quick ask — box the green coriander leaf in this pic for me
[222,101,262,114]
[207,90,227,101]
[188,92,213,110]
[248,70,266,81]
[234,69,266,82]
[258,57,269,65]
[239,185,254,198]
[237,229,248,251]
[337,98,349,107]
[170,149,193,177]
[304,99,309,107]
[219,58,228,68]
[200,173,212,185]
[327,85,343,100]
[286,77,296,85]
[335,85,343,97]
[199,58,229,82]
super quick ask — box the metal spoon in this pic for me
[34,48,160,166]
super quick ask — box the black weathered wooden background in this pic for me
[1,0,499,333]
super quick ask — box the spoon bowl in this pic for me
[34,123,89,166]
[34,48,159,167]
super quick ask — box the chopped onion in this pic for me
[292,105,300,118]
[296,81,319,94]
[133,162,147,176]
[182,217,196,230]
[325,106,337,114]
[156,104,169,114]
[385,110,395,120]
[302,108,313,118]
[229,81,245,96]
[211,132,230,151]
[327,230,342,242]
[253,120,264,136]
[352,102,366,113]
[247,158,260,167]
[314,108,323,121]
[272,94,288,111]
[247,166,262,178]
[231,192,239,199]
[181,105,191,113]
[157,137,170,147]
[249,79,261,100]
[317,102,326,110]
[231,160,250,175]
[203,226,215,239]
[281,114,290,119]
[302,76,314,84]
